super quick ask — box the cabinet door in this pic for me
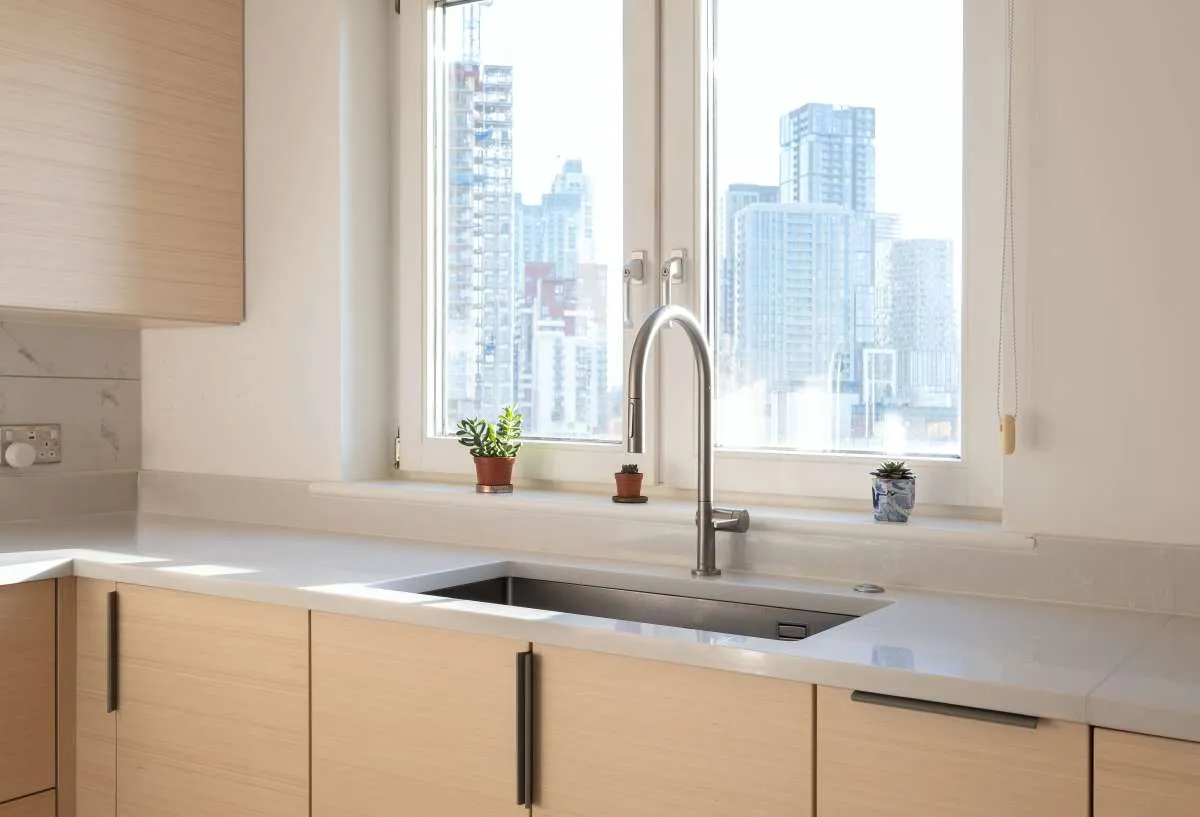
[534,646,813,817]
[0,792,56,817]
[76,578,117,817]
[0,0,244,323]
[0,580,55,805]
[115,585,308,817]
[1095,728,1200,817]
[817,686,1088,817]
[311,613,529,817]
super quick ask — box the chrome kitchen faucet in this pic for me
[626,304,750,577]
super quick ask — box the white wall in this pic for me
[1004,0,1200,545]
[141,0,1200,547]
[142,0,392,482]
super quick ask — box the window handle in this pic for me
[660,249,685,306]
[623,251,646,328]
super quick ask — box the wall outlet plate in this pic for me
[1,425,62,465]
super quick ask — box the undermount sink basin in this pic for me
[401,573,867,641]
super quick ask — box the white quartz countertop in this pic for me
[0,511,1191,739]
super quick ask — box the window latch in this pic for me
[623,251,646,328]
[661,249,686,306]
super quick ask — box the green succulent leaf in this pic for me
[455,406,524,459]
[871,460,915,479]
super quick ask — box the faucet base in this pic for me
[691,567,723,578]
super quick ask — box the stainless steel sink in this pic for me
[418,575,858,641]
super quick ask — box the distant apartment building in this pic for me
[442,60,515,424]
[717,184,779,367]
[780,103,876,212]
[733,202,875,390]
[728,104,878,397]
[880,239,959,404]
[513,161,610,438]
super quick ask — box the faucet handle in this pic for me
[710,507,751,534]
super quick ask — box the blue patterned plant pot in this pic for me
[872,477,916,523]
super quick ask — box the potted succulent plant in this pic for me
[871,461,916,523]
[456,406,523,493]
[614,463,644,500]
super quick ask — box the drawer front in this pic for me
[0,791,55,817]
[0,581,55,805]
[817,686,1088,817]
[1095,728,1200,817]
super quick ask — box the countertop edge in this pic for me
[69,558,1096,726]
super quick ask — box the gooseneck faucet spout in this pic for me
[626,304,750,577]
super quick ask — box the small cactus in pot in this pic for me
[871,461,916,523]
[614,463,644,499]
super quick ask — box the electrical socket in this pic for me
[0,424,62,465]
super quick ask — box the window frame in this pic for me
[656,0,1004,509]
[394,0,663,484]
[395,0,1005,511]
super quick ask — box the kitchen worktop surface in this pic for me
[0,511,1192,740]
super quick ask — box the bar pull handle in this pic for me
[516,649,534,805]
[660,249,685,306]
[106,590,119,714]
[850,690,1038,729]
[623,252,646,328]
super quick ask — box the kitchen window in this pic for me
[396,0,1006,509]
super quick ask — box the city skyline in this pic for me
[716,102,960,455]
[439,1,962,456]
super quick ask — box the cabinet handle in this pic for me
[516,649,534,806]
[106,590,119,714]
[850,690,1038,729]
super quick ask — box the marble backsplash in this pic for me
[0,321,140,519]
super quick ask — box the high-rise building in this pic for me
[717,184,779,369]
[513,161,609,438]
[442,55,515,425]
[779,103,876,212]
[516,160,594,283]
[732,104,878,389]
[719,104,881,448]
[734,202,875,390]
[880,239,959,404]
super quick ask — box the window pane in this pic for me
[435,0,622,442]
[711,0,962,457]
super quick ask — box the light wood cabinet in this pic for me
[74,578,116,817]
[1094,728,1200,817]
[115,584,309,817]
[72,581,308,817]
[534,645,814,817]
[0,0,244,324]
[311,613,529,817]
[0,792,56,817]
[816,686,1088,817]
[0,580,55,806]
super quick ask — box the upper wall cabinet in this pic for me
[0,0,244,325]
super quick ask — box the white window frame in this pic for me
[656,0,1005,510]
[395,0,1005,511]
[394,0,663,484]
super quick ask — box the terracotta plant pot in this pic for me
[474,456,515,488]
[614,472,644,499]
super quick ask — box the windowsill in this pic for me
[308,480,1034,551]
